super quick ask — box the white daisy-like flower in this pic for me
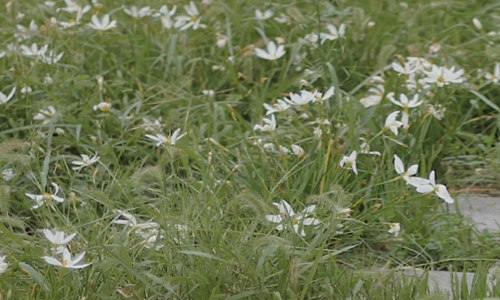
[254,41,286,61]
[485,63,499,84]
[0,87,16,104]
[123,6,153,18]
[71,153,100,171]
[413,171,454,204]
[359,85,385,108]
[146,128,186,147]
[42,247,91,269]
[2,168,14,181]
[0,255,8,274]
[422,65,464,87]
[339,151,358,175]
[253,115,277,132]
[158,5,177,29]
[320,24,346,43]
[174,2,206,31]
[21,43,48,58]
[388,223,401,236]
[263,99,291,115]
[42,229,77,253]
[33,106,57,124]
[393,155,418,184]
[265,200,320,236]
[255,9,273,20]
[384,111,403,136]
[88,14,117,31]
[93,101,112,112]
[26,182,65,209]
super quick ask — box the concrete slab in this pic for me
[400,267,497,296]
[451,195,500,232]
[399,197,500,296]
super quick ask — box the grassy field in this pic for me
[0,0,499,298]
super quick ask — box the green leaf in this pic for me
[19,262,49,291]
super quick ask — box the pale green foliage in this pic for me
[0,0,499,298]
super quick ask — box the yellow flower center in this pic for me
[61,258,69,267]
[43,192,52,201]
[100,104,111,112]
[191,15,199,21]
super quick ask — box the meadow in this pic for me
[0,0,499,298]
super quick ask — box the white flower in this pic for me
[313,126,323,138]
[33,106,57,124]
[284,90,315,106]
[93,101,112,112]
[21,43,48,57]
[202,89,215,97]
[15,20,38,40]
[40,50,64,65]
[426,104,446,120]
[2,168,14,181]
[112,210,164,249]
[472,18,483,31]
[274,13,290,24]
[42,229,77,253]
[0,87,16,104]
[406,57,433,72]
[255,9,273,20]
[44,74,53,85]
[423,65,464,87]
[359,140,381,156]
[291,144,305,157]
[0,255,8,274]
[339,151,358,174]
[137,228,164,250]
[263,99,291,115]
[88,14,117,31]
[254,41,286,61]
[112,210,159,231]
[391,61,417,75]
[123,6,153,18]
[174,2,206,31]
[265,200,320,236]
[71,153,100,171]
[141,117,163,132]
[388,93,423,110]
[485,63,499,84]
[21,86,32,94]
[359,85,384,107]
[388,223,401,236]
[320,24,346,43]
[393,155,418,184]
[413,171,454,204]
[157,5,177,29]
[26,182,65,209]
[146,128,186,147]
[311,86,335,103]
[215,32,228,48]
[387,93,423,129]
[42,247,91,269]
[384,111,403,136]
[58,0,88,13]
[253,115,276,132]
[58,4,90,28]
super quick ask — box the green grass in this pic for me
[0,0,499,298]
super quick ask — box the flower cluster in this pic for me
[265,200,320,236]
[394,155,454,203]
[41,229,91,269]
[112,210,165,250]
